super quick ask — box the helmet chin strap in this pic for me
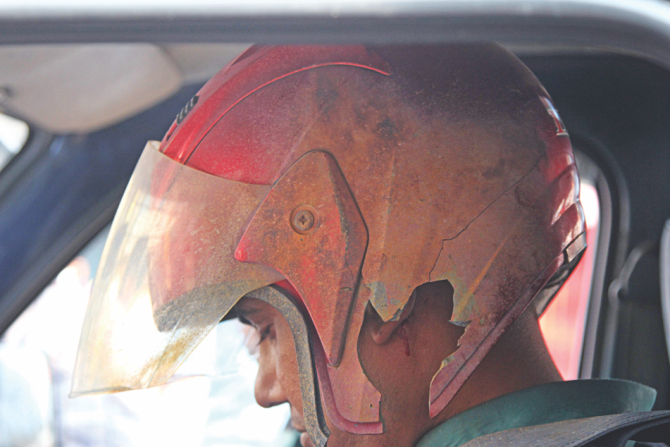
[244,285,330,447]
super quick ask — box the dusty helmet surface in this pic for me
[72,44,585,446]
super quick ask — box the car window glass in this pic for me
[1,226,298,447]
[0,112,30,173]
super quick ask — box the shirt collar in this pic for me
[416,379,656,447]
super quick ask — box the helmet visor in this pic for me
[71,141,283,397]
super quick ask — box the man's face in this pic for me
[233,297,313,445]
[233,282,463,447]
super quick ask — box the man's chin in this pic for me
[289,408,314,447]
[300,432,316,447]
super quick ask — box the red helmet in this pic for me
[72,44,585,446]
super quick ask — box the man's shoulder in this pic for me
[461,411,670,447]
[417,379,660,447]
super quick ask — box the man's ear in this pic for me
[367,291,417,345]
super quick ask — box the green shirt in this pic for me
[416,379,656,447]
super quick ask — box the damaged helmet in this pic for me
[71,44,585,446]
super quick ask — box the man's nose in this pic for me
[254,349,288,408]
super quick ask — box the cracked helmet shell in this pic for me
[162,43,585,420]
[73,43,585,434]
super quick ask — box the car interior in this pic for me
[1,2,670,446]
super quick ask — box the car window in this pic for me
[538,153,602,380]
[0,112,30,173]
[1,226,298,447]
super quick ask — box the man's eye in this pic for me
[258,325,273,344]
[237,315,274,350]
[238,320,262,356]
[237,315,252,326]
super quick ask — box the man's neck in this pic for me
[435,308,562,424]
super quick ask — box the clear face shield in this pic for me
[71,141,284,397]
[70,142,349,446]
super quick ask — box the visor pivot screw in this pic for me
[291,206,317,234]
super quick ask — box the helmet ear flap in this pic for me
[235,149,368,366]
[236,150,387,434]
